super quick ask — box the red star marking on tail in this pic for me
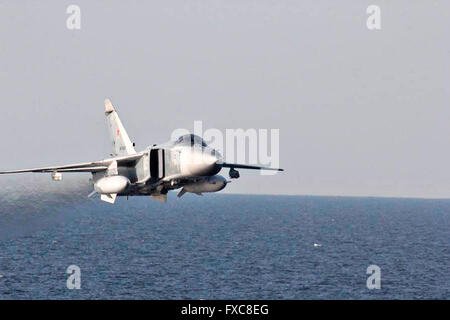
[116,129,120,136]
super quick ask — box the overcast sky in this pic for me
[0,1,448,198]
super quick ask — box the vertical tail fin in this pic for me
[104,99,136,156]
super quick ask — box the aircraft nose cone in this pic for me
[203,153,218,165]
[188,150,222,176]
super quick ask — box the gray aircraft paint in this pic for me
[105,99,136,157]
[0,99,283,204]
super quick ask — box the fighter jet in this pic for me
[0,100,283,204]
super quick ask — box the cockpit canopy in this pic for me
[175,134,208,147]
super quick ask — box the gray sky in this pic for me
[0,1,448,198]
